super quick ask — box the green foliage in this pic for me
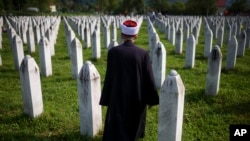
[228,0,250,14]
[185,0,217,15]
[148,0,170,14]
[169,1,186,15]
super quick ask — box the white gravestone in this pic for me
[185,34,196,68]
[39,37,52,77]
[158,70,185,141]
[217,26,224,48]
[71,37,83,79]
[226,36,238,70]
[175,28,183,54]
[12,35,24,70]
[204,27,213,58]
[80,23,85,41]
[170,25,176,45]
[152,41,166,89]
[77,61,102,137]
[183,23,189,42]
[225,23,231,44]
[45,28,55,56]
[111,21,117,41]
[205,45,222,96]
[0,54,2,66]
[21,22,27,44]
[149,32,159,58]
[237,30,246,57]
[84,23,91,48]
[66,29,75,58]
[92,30,101,59]
[19,55,43,118]
[35,25,41,44]
[27,24,36,53]
[103,25,110,48]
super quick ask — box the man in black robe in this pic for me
[99,20,159,141]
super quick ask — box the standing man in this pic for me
[99,19,159,141]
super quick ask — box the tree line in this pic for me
[0,0,249,15]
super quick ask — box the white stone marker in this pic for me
[175,28,183,54]
[170,25,176,45]
[71,37,83,79]
[27,23,36,53]
[149,32,159,58]
[204,27,213,58]
[66,29,75,57]
[21,22,27,44]
[92,29,101,59]
[0,54,2,66]
[103,25,110,48]
[152,41,166,89]
[19,55,43,118]
[183,23,189,42]
[217,26,224,48]
[237,30,246,57]
[225,23,231,44]
[111,21,117,40]
[35,25,41,44]
[39,37,52,77]
[77,61,102,137]
[158,70,185,141]
[45,28,55,56]
[205,45,222,96]
[185,34,196,68]
[12,35,24,70]
[80,23,85,41]
[226,36,238,70]
[84,23,91,48]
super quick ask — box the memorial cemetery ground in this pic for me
[0,16,250,141]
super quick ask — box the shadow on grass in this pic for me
[0,132,103,141]
[212,100,250,116]
[185,88,250,117]
[0,113,103,141]
[185,89,216,105]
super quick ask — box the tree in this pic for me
[185,0,217,15]
[228,0,250,14]
[148,0,169,14]
[169,1,186,15]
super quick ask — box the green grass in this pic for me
[0,17,250,141]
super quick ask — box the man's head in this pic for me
[121,20,138,41]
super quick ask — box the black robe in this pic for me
[99,40,159,141]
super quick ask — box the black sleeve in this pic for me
[99,51,112,106]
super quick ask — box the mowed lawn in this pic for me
[0,16,250,141]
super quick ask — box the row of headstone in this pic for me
[147,18,166,89]
[154,16,202,47]
[65,15,143,49]
[153,15,250,61]
[5,16,60,55]
[6,18,60,77]
[17,53,102,137]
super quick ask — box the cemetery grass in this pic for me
[0,18,249,141]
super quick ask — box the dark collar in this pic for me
[122,40,134,47]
